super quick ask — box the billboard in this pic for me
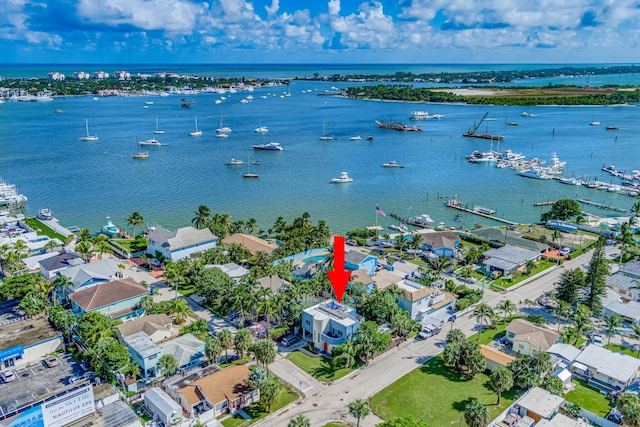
[41,385,94,427]
[3,384,94,427]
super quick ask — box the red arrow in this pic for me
[327,235,351,303]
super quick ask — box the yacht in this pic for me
[252,142,283,151]
[559,177,583,186]
[37,208,53,220]
[101,217,120,236]
[382,160,405,168]
[349,136,362,141]
[331,172,353,183]
[189,117,202,137]
[216,112,232,136]
[590,120,601,126]
[226,158,244,166]
[518,167,552,180]
[467,150,497,163]
[254,126,269,133]
[521,112,536,117]
[138,138,162,147]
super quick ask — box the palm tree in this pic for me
[473,303,495,339]
[386,284,405,325]
[333,339,357,369]
[19,293,48,317]
[125,211,144,238]
[245,218,258,235]
[52,275,74,303]
[464,398,489,427]
[205,337,223,364]
[287,415,310,427]
[234,329,253,359]
[192,205,211,229]
[158,354,179,377]
[218,329,234,363]
[256,288,277,331]
[490,367,514,404]
[496,299,517,323]
[93,234,112,260]
[604,314,623,346]
[163,261,186,301]
[433,256,453,276]
[75,240,93,262]
[348,399,371,427]
[44,240,59,253]
[250,339,277,374]
[172,298,194,324]
[571,304,593,345]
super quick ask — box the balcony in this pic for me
[321,332,346,346]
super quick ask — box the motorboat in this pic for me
[226,158,244,166]
[521,112,536,117]
[79,119,98,141]
[382,160,405,168]
[467,150,497,163]
[101,217,120,236]
[606,125,619,130]
[254,126,269,133]
[252,142,283,151]
[37,208,53,220]
[559,177,582,186]
[366,136,374,141]
[410,111,443,120]
[349,136,362,141]
[331,172,353,183]
[590,120,601,126]
[138,138,162,147]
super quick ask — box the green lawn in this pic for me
[493,260,555,289]
[371,357,522,425]
[565,380,614,417]
[221,386,298,427]
[218,357,252,369]
[467,322,507,345]
[23,217,66,242]
[286,350,362,382]
[605,343,638,358]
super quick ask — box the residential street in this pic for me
[259,245,620,427]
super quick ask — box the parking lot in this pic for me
[0,353,85,415]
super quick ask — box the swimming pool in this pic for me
[302,255,328,264]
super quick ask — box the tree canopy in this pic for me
[541,199,581,222]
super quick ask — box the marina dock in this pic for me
[533,200,556,206]
[577,198,627,213]
[445,199,519,225]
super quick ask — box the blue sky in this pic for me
[1,0,639,64]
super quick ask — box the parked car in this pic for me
[415,331,430,340]
[490,270,503,280]
[591,334,603,346]
[44,357,60,368]
[0,370,15,383]
[559,247,571,256]
[372,248,385,255]
[281,334,300,347]
[346,239,358,246]
[67,375,83,384]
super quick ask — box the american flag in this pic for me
[376,206,386,216]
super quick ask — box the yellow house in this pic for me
[505,319,560,356]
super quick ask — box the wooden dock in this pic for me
[445,199,519,225]
[577,198,627,213]
[533,200,556,206]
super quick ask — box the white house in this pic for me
[60,258,124,292]
[394,279,456,323]
[72,71,91,80]
[47,71,65,80]
[572,344,640,393]
[146,226,218,261]
[92,71,110,79]
[301,300,362,354]
[114,70,131,80]
[601,288,640,324]
[38,250,84,279]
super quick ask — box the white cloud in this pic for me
[265,0,279,15]
[328,1,395,48]
[77,0,200,33]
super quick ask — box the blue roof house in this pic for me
[345,250,378,276]
[301,300,362,354]
[419,232,460,258]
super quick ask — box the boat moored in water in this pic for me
[101,217,120,236]
[382,161,405,168]
[331,172,353,183]
[252,142,283,151]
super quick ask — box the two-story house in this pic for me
[160,333,205,371]
[505,318,560,356]
[146,226,217,262]
[124,331,162,378]
[301,300,362,354]
[344,250,378,276]
[68,277,148,320]
[115,313,175,343]
[419,231,460,258]
[38,250,84,279]
[60,258,124,293]
[394,279,457,322]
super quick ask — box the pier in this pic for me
[445,199,519,225]
[533,200,556,206]
[389,211,433,229]
[577,198,627,213]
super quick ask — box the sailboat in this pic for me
[79,119,98,141]
[319,121,333,140]
[132,143,149,159]
[153,117,165,134]
[216,111,232,137]
[189,117,202,137]
[254,114,268,133]
[243,158,259,178]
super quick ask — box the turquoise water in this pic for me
[1,65,640,234]
[303,255,328,264]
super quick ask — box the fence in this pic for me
[580,408,619,427]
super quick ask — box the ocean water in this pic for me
[1,65,640,234]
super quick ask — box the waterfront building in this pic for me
[47,71,65,80]
[418,231,460,258]
[146,226,218,262]
[301,300,362,354]
[92,70,110,79]
[345,249,378,276]
[572,344,640,393]
[38,250,84,279]
[222,233,277,256]
[72,71,91,79]
[114,70,131,80]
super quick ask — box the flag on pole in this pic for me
[376,206,386,217]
